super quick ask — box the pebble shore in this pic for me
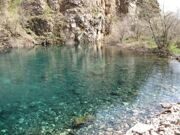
[126,103,180,135]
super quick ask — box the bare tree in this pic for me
[149,12,178,50]
[130,14,145,41]
[106,16,130,44]
[137,0,179,54]
[119,17,130,43]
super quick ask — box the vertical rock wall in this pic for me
[19,0,118,47]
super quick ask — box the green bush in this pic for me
[176,41,180,49]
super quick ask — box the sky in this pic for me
[158,0,180,12]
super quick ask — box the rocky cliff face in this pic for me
[20,0,117,47]
[0,0,159,51]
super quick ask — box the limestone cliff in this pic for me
[0,0,159,51]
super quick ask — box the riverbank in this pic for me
[126,103,180,135]
[0,45,11,54]
[105,43,154,55]
[105,41,180,62]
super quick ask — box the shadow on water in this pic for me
[0,46,179,134]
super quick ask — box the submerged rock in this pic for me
[58,129,74,135]
[110,91,121,96]
[18,118,25,124]
[72,114,95,128]
[1,129,7,133]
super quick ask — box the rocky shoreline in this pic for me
[126,103,180,135]
[0,45,11,54]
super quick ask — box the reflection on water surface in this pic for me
[0,46,179,135]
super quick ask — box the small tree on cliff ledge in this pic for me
[137,0,179,56]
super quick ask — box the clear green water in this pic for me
[0,46,180,135]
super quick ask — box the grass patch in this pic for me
[8,0,22,13]
[124,37,137,43]
[43,5,53,16]
[124,37,157,49]
[169,43,180,55]
[144,37,157,49]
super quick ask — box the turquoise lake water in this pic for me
[0,46,180,135]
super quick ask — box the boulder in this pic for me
[126,123,153,135]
